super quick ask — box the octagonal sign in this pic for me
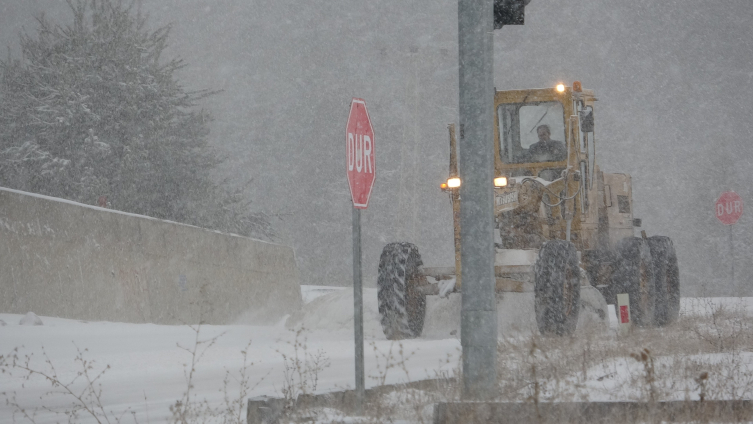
[716,191,743,225]
[346,98,375,209]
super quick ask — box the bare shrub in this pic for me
[1,321,266,424]
[218,341,269,424]
[0,345,132,423]
[275,326,331,421]
[170,324,271,424]
[369,341,417,387]
[630,348,657,403]
[496,333,594,404]
[363,342,464,424]
[170,323,225,423]
[685,298,750,353]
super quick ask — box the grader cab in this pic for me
[377,82,680,339]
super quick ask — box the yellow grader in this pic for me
[377,82,680,339]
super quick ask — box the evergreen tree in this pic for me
[0,0,272,239]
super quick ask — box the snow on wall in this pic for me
[0,187,301,324]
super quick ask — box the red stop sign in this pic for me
[715,191,743,225]
[346,98,376,209]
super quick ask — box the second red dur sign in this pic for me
[716,191,743,225]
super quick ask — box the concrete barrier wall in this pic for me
[0,187,301,324]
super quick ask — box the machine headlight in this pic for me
[556,83,566,92]
[494,177,508,187]
[447,177,461,188]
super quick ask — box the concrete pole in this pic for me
[458,0,498,400]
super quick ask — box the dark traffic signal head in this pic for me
[494,0,529,29]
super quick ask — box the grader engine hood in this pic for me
[494,176,550,216]
[496,176,563,250]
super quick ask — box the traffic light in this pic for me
[494,0,529,29]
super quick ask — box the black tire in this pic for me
[648,236,680,326]
[534,240,581,336]
[377,242,426,340]
[613,238,656,326]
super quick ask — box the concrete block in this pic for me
[432,401,753,424]
[0,187,301,324]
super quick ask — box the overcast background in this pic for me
[2,0,752,296]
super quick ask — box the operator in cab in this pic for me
[528,125,566,163]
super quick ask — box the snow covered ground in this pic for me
[1,288,752,423]
[0,287,458,423]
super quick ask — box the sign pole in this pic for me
[352,206,365,412]
[345,97,375,414]
[729,225,734,291]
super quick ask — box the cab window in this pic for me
[498,101,566,164]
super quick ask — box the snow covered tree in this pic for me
[0,0,272,239]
